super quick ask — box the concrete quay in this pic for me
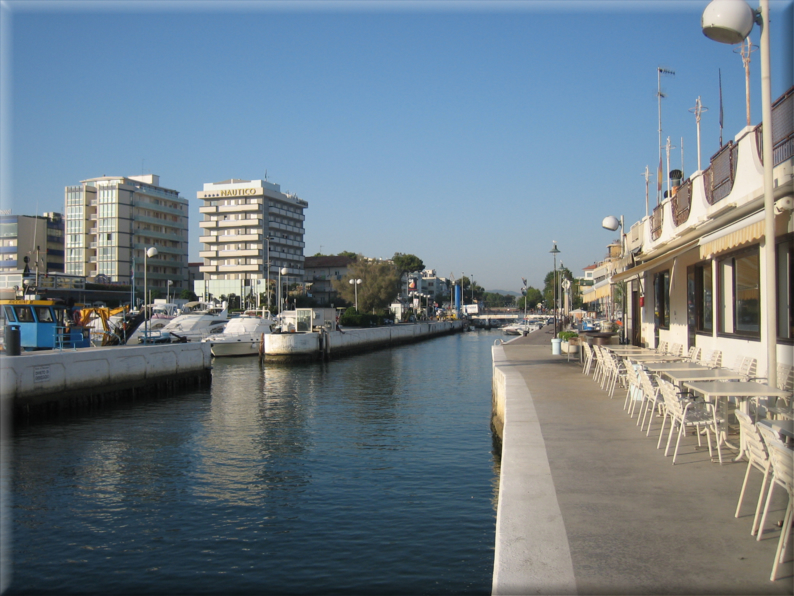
[1,342,212,421]
[491,331,792,595]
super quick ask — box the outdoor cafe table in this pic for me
[643,361,709,374]
[624,353,688,363]
[683,381,791,458]
[758,418,794,442]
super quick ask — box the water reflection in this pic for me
[9,330,502,595]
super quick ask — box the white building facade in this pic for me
[63,175,189,297]
[195,178,308,307]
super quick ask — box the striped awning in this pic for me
[582,281,611,303]
[699,211,765,259]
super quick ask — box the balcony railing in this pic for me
[671,178,692,227]
[651,204,664,241]
[756,85,794,167]
[704,141,738,205]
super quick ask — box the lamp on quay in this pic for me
[702,0,777,387]
[143,246,158,345]
[549,242,560,339]
[279,267,289,316]
[349,278,362,312]
[602,215,626,340]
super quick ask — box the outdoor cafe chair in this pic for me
[734,410,772,537]
[657,340,668,354]
[637,368,664,436]
[582,342,595,376]
[657,377,720,465]
[603,352,626,398]
[763,433,793,582]
[766,364,794,421]
[756,423,793,543]
[701,349,723,369]
[623,360,642,414]
[592,345,607,386]
[684,346,702,363]
[668,342,683,357]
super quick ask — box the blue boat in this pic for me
[1,299,91,350]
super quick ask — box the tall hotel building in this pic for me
[64,175,189,297]
[195,178,308,303]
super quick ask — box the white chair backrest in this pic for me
[638,367,657,397]
[657,340,668,354]
[730,355,744,372]
[758,424,794,490]
[735,411,769,466]
[658,378,683,418]
[669,343,682,357]
[777,363,793,392]
[739,357,757,379]
[706,349,722,369]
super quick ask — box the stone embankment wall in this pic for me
[1,343,212,421]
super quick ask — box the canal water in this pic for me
[5,329,502,595]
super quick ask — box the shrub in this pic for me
[559,331,579,341]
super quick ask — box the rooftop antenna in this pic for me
[689,96,708,171]
[641,165,652,217]
[680,136,684,181]
[734,36,757,127]
[264,169,269,182]
[657,67,675,206]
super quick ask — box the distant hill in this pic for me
[486,289,520,296]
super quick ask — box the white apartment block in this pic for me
[64,175,189,297]
[196,178,308,303]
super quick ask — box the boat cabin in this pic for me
[1,299,91,350]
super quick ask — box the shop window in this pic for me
[718,246,760,337]
[777,235,793,340]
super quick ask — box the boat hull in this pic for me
[208,338,262,357]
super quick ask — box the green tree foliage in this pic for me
[179,289,198,301]
[392,253,425,277]
[543,266,577,310]
[332,258,401,313]
[337,251,358,261]
[483,292,515,308]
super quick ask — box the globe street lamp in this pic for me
[603,215,626,341]
[702,0,777,387]
[143,246,158,345]
[349,278,362,312]
[550,242,560,339]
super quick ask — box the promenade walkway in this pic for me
[491,330,792,595]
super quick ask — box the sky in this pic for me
[2,0,792,293]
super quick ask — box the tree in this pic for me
[392,253,425,277]
[179,289,198,301]
[332,258,401,313]
[338,251,358,261]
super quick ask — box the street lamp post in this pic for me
[265,236,273,312]
[167,279,173,303]
[349,278,362,311]
[550,242,560,339]
[602,214,626,341]
[279,267,289,316]
[143,246,158,345]
[702,0,777,387]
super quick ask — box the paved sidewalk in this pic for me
[492,331,792,595]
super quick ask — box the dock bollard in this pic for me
[5,324,21,355]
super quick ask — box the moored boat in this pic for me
[202,311,275,357]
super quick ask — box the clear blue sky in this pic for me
[2,1,792,293]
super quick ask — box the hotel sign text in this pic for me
[219,188,258,197]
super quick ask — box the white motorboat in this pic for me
[202,312,275,357]
[137,302,229,343]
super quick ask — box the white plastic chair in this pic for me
[684,346,701,362]
[756,425,794,582]
[623,361,642,414]
[637,368,663,435]
[702,349,722,369]
[657,378,719,464]
[766,364,794,420]
[734,411,771,536]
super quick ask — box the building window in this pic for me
[718,246,760,337]
[654,270,670,329]
[688,262,713,334]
